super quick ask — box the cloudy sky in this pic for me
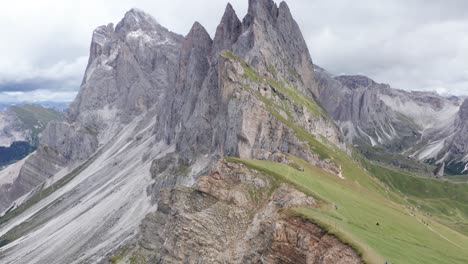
[0,0,466,102]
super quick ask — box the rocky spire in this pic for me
[115,8,160,34]
[177,22,213,94]
[212,3,242,56]
[233,0,319,97]
[159,21,214,151]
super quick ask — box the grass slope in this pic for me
[223,52,468,263]
[230,157,468,264]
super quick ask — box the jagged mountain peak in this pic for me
[182,22,213,59]
[233,0,319,97]
[116,8,160,33]
[212,3,242,56]
[187,21,211,40]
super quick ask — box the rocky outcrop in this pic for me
[316,69,423,151]
[434,162,445,178]
[0,0,346,213]
[132,161,361,264]
[154,0,344,164]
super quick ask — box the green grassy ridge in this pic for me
[221,50,326,117]
[229,157,468,264]
[363,161,468,235]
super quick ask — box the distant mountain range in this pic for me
[0,105,63,167]
[0,102,69,112]
[315,66,468,175]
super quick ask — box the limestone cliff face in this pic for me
[130,161,361,264]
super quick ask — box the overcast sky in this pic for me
[0,0,466,102]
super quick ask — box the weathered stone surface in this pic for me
[152,1,344,166]
[134,161,361,264]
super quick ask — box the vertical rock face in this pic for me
[0,9,185,213]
